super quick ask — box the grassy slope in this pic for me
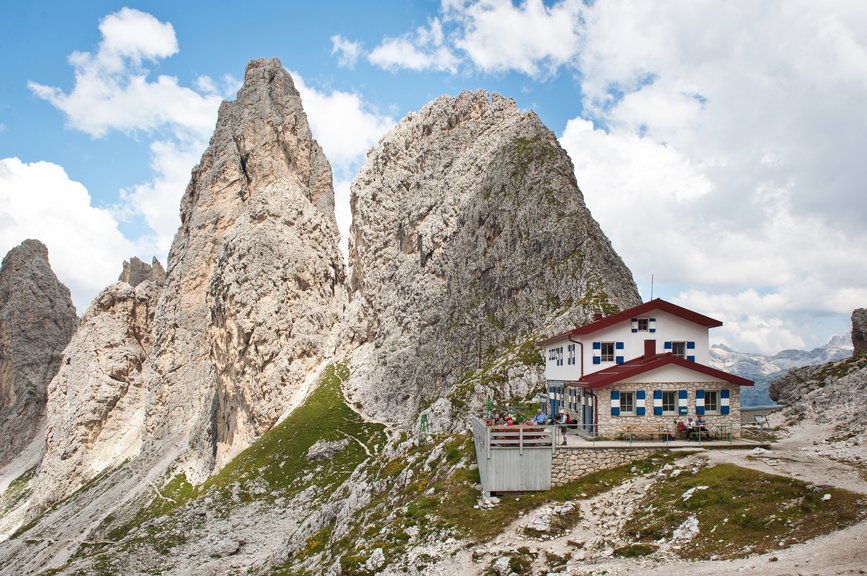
[621,462,867,560]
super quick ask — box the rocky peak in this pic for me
[143,57,346,479]
[0,239,78,465]
[118,256,166,287]
[852,308,866,355]
[346,90,641,428]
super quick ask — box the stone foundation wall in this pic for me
[551,447,658,486]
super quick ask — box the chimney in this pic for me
[593,312,604,322]
[644,339,656,359]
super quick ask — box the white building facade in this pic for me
[538,299,752,437]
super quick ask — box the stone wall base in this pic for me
[551,447,658,486]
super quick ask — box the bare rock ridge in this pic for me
[30,258,163,510]
[347,90,641,427]
[770,307,866,407]
[140,57,346,480]
[0,239,77,466]
[118,256,166,287]
[853,308,867,355]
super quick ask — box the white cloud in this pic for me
[0,158,134,313]
[446,0,583,76]
[559,0,867,353]
[331,34,362,69]
[27,8,229,268]
[369,18,460,73]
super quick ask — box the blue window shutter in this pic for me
[593,357,601,365]
[695,389,705,415]
[649,318,656,333]
[687,355,696,362]
[636,390,646,416]
[615,356,624,364]
[631,318,638,333]
[592,341,601,364]
[592,341,601,349]
[615,341,624,349]
[687,341,696,349]
[678,389,689,415]
[664,341,672,350]
[653,390,663,415]
[611,390,620,416]
[721,388,731,415]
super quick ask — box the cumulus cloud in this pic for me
[560,0,867,353]
[27,7,231,272]
[0,158,135,312]
[445,0,583,76]
[369,18,460,73]
[331,34,362,69]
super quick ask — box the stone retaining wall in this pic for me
[551,447,658,486]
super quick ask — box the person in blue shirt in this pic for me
[534,409,547,425]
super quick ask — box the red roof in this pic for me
[537,298,723,346]
[573,353,753,389]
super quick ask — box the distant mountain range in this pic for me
[710,335,854,407]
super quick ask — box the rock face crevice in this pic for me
[346,91,641,427]
[0,239,77,466]
[142,58,346,478]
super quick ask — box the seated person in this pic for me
[676,419,686,438]
[534,408,547,425]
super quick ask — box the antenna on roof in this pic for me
[650,274,654,301]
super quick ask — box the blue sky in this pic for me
[2,1,866,355]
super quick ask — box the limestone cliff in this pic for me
[0,240,77,466]
[347,91,641,427]
[142,58,346,479]
[32,277,160,509]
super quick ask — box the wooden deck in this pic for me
[472,418,554,495]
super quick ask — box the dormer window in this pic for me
[671,341,686,358]
[631,317,656,333]
[600,342,615,362]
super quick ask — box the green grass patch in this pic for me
[622,463,867,559]
[204,363,387,502]
[614,543,657,557]
[0,466,36,520]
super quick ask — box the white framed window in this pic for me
[705,390,719,413]
[637,318,649,331]
[620,391,635,415]
[662,390,677,414]
[671,341,687,358]
[601,342,615,362]
[567,343,576,365]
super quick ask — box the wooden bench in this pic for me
[622,425,671,443]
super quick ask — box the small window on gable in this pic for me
[620,391,635,414]
[567,343,576,365]
[662,390,677,414]
[671,341,687,358]
[705,390,719,413]
[637,318,649,331]
[601,342,615,362]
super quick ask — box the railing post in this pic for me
[519,426,524,456]
[485,423,491,460]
